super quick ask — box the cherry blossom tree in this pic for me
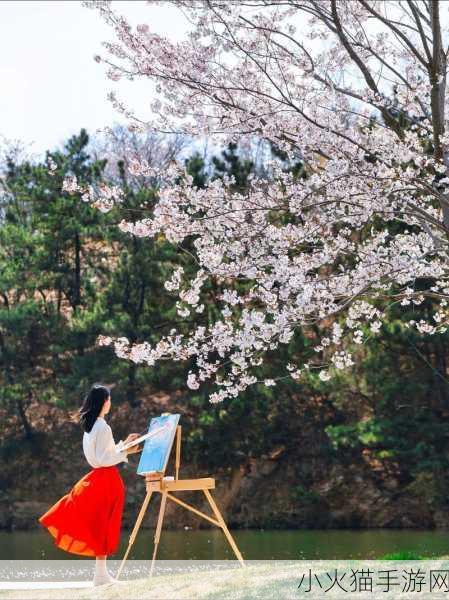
[69,0,449,402]
[89,124,189,188]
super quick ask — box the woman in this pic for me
[39,383,140,586]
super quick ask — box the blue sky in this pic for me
[0,1,189,155]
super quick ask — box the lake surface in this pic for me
[2,529,449,560]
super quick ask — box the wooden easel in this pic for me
[116,425,245,579]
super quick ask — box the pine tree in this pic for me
[0,130,111,433]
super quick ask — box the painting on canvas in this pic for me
[137,413,180,476]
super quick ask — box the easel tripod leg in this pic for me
[116,491,153,580]
[203,489,245,566]
[150,491,168,577]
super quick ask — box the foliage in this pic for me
[3,128,449,518]
[0,130,110,435]
[380,551,426,560]
[83,1,449,412]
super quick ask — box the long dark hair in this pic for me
[73,383,110,433]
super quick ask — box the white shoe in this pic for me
[93,573,117,586]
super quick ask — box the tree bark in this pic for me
[126,361,140,407]
[16,397,33,440]
[429,1,449,228]
[74,232,81,310]
[74,233,85,356]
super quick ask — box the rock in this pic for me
[383,478,399,491]
[0,503,12,529]
[433,510,449,528]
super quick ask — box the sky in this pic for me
[0,1,190,155]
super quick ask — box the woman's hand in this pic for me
[124,433,142,455]
[124,433,140,445]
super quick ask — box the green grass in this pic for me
[379,551,426,560]
[4,559,449,599]
[0,564,301,600]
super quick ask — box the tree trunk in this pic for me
[126,362,140,407]
[74,232,81,310]
[434,336,449,409]
[57,282,62,316]
[74,233,85,356]
[16,397,33,440]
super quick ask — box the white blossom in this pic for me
[77,0,449,403]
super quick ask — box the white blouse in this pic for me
[83,416,128,468]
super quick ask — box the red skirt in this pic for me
[38,466,125,557]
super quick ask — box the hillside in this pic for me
[1,394,445,532]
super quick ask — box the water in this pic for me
[1,529,449,561]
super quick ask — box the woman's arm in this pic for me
[95,423,129,467]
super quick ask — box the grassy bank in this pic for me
[4,559,449,600]
[0,564,299,600]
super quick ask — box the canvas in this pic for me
[137,413,180,476]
